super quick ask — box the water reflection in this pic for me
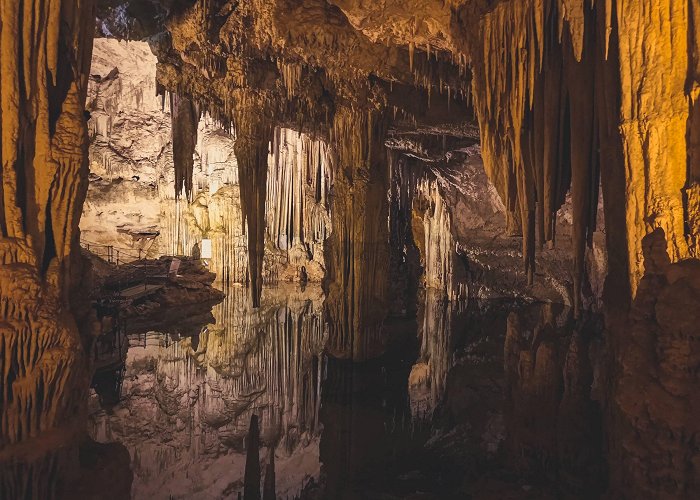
[409,290,466,421]
[89,286,326,499]
[88,286,604,499]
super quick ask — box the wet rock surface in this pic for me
[89,253,225,335]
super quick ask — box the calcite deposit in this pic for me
[0,0,96,496]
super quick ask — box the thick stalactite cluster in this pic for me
[150,0,473,353]
[456,0,699,315]
[124,0,700,495]
[170,93,200,197]
[453,5,700,492]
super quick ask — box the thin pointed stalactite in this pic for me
[563,21,599,316]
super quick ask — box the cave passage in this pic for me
[1,1,700,499]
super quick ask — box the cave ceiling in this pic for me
[95,0,475,133]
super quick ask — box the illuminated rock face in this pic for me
[82,39,168,258]
[455,1,700,311]
[82,41,332,287]
[0,0,95,495]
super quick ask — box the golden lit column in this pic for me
[1,0,96,495]
[615,0,691,293]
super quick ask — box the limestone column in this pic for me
[323,103,390,360]
[0,0,96,496]
[234,92,273,307]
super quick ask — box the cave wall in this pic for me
[0,0,97,496]
[82,39,169,257]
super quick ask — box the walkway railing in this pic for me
[81,239,173,300]
[80,239,147,265]
[81,238,287,287]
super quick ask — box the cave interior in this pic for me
[1,0,699,499]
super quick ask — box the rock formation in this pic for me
[0,0,97,496]
[82,40,332,288]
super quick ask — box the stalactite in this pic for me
[171,94,200,199]
[277,61,303,100]
[465,0,696,313]
[265,128,331,272]
[324,102,391,360]
[459,4,700,493]
[234,93,274,307]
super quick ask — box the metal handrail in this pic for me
[81,239,147,265]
